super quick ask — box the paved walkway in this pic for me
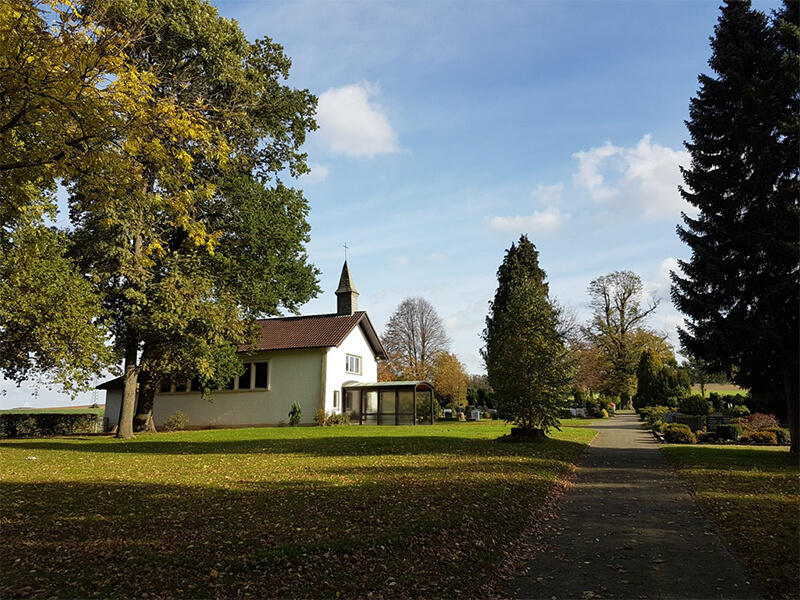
[500,412,761,600]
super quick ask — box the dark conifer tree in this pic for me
[671,0,799,452]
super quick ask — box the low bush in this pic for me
[663,423,697,444]
[0,413,98,438]
[715,424,742,441]
[739,413,780,432]
[314,408,328,426]
[748,430,778,445]
[314,409,351,426]
[328,412,350,426]
[696,429,714,443]
[764,427,790,444]
[162,411,188,432]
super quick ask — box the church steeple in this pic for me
[335,261,359,315]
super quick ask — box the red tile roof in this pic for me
[247,311,387,358]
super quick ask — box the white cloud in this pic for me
[572,135,688,220]
[316,83,401,157]
[532,183,565,206]
[428,252,448,263]
[487,206,570,236]
[297,163,330,185]
[393,254,410,267]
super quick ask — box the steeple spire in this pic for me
[335,261,359,315]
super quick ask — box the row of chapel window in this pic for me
[160,362,270,394]
[159,354,362,394]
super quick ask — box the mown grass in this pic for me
[662,445,799,599]
[1,421,596,599]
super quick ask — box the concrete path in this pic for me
[500,412,761,600]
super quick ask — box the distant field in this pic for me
[0,420,596,599]
[691,383,748,397]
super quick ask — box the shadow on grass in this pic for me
[1,456,572,600]
[662,444,798,469]
[1,431,588,459]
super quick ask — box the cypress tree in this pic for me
[671,0,799,452]
[482,236,572,434]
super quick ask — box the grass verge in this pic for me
[662,445,799,599]
[1,421,595,599]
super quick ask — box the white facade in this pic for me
[103,325,380,429]
[323,323,378,415]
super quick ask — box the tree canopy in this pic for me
[0,0,153,391]
[671,0,799,452]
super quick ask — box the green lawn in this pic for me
[691,383,748,396]
[662,445,799,599]
[1,421,596,599]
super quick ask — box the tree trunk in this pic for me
[116,339,139,439]
[133,369,157,432]
[784,362,799,455]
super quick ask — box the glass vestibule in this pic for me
[344,381,434,426]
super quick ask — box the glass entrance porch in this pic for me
[342,381,435,425]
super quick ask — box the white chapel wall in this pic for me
[151,348,324,427]
[324,324,378,414]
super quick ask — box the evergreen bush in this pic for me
[288,402,302,426]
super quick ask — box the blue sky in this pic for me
[2,0,781,409]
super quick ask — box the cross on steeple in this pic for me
[343,243,349,261]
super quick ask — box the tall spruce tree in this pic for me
[671,0,799,453]
[482,236,572,434]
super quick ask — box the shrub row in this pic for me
[0,413,99,438]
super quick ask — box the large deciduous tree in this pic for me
[482,236,573,435]
[671,0,799,453]
[70,0,320,438]
[381,297,450,380]
[585,270,660,408]
[0,0,144,390]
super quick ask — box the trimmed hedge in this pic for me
[0,412,99,438]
